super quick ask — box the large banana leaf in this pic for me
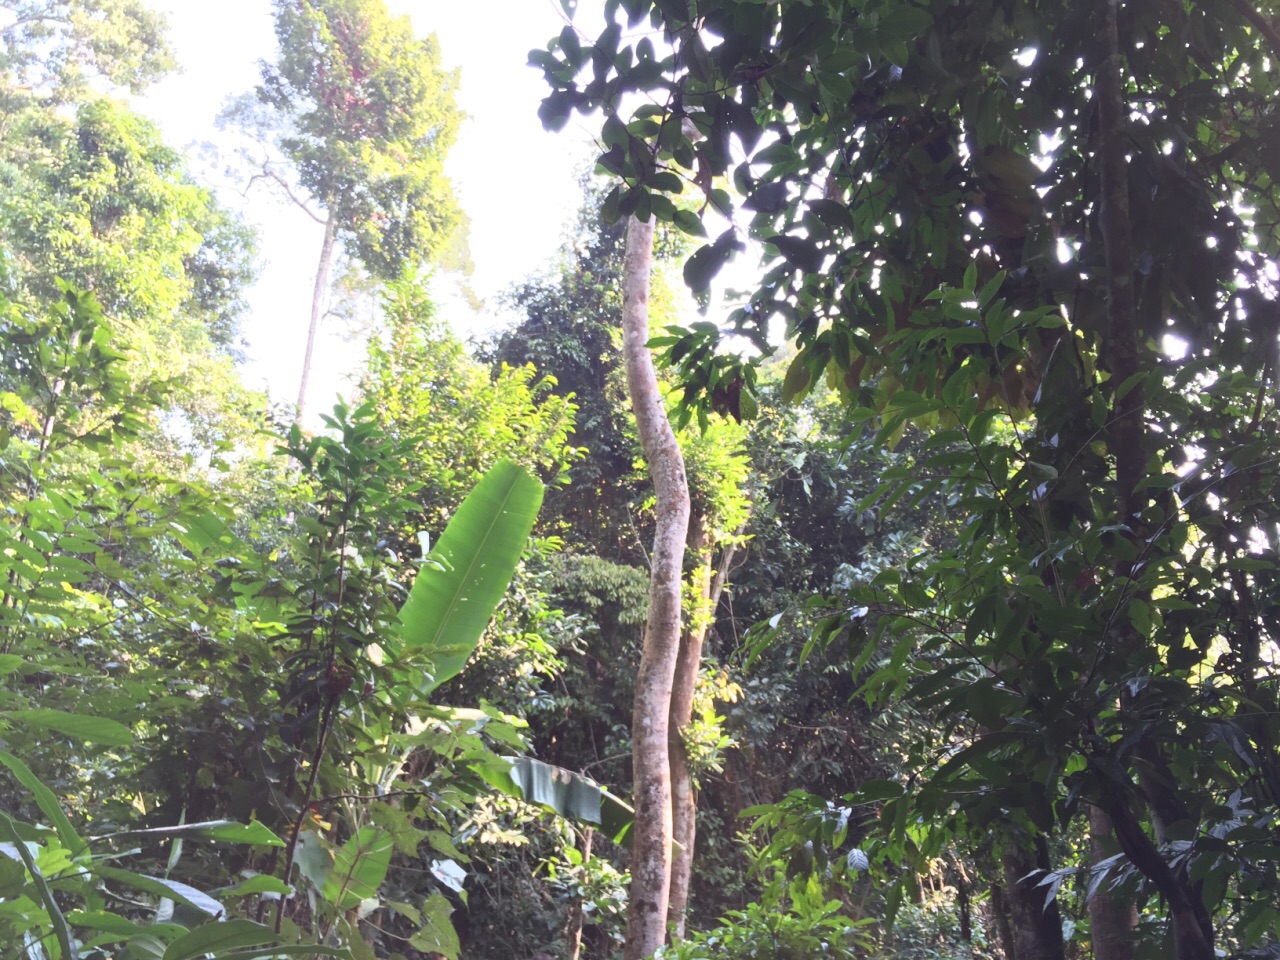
[478,757,635,844]
[396,459,543,694]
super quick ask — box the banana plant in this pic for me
[387,461,635,840]
[393,457,545,692]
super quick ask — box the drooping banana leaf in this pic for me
[477,757,635,844]
[395,459,543,694]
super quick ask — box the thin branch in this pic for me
[246,162,326,225]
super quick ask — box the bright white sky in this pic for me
[137,0,604,412]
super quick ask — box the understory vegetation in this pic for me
[1,1,1279,959]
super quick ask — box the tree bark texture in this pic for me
[295,215,336,423]
[620,213,691,960]
[999,839,1065,960]
[989,881,1018,960]
[667,505,712,939]
[1087,805,1137,960]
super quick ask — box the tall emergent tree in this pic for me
[239,0,462,418]
[536,1,1280,959]
[619,210,691,960]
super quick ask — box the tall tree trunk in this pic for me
[296,216,336,423]
[620,213,691,960]
[1088,806,1136,960]
[999,838,1065,960]
[667,505,712,939]
[990,881,1017,960]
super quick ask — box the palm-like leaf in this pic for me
[395,459,544,693]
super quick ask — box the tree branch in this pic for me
[246,162,326,225]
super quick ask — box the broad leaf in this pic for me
[0,811,75,960]
[396,459,543,693]
[320,826,393,909]
[163,919,277,960]
[92,820,284,847]
[410,893,460,960]
[0,750,84,855]
[8,708,133,746]
[478,757,635,843]
[96,867,225,918]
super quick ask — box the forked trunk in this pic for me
[667,506,712,938]
[620,213,691,960]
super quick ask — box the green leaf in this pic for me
[96,867,225,917]
[163,919,278,960]
[396,459,544,694]
[782,353,813,404]
[976,269,1007,307]
[807,198,854,230]
[68,911,185,941]
[410,893,460,960]
[673,208,707,237]
[93,820,283,847]
[214,949,350,960]
[0,855,25,897]
[767,234,825,273]
[0,750,84,855]
[213,874,293,897]
[295,829,332,891]
[476,757,635,843]
[8,708,133,746]
[683,241,728,292]
[320,827,393,909]
[126,935,167,960]
[0,811,77,960]
[857,779,904,801]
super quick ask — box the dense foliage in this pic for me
[533,0,1280,958]
[1,2,1278,960]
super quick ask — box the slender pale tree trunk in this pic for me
[620,213,691,960]
[665,515,742,937]
[296,216,336,422]
[667,506,711,939]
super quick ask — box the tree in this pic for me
[619,210,691,960]
[237,0,462,419]
[535,2,1280,958]
[0,96,259,440]
[358,274,579,536]
[488,183,754,945]
[486,189,641,556]
[0,0,172,98]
